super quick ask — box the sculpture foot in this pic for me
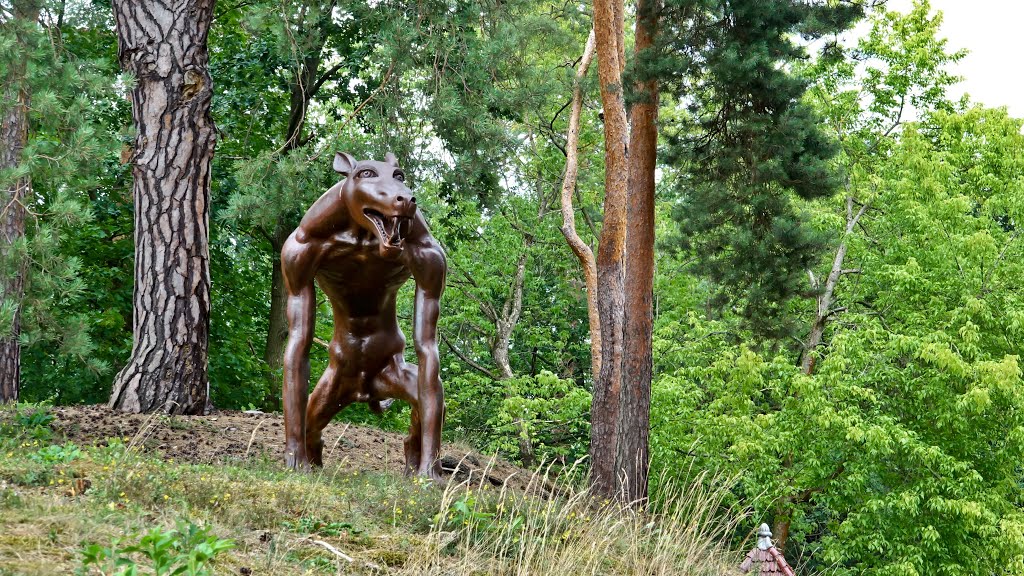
[416,463,445,485]
[285,446,314,471]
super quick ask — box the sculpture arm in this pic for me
[410,242,446,475]
[281,233,318,466]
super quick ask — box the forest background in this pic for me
[2,0,1024,574]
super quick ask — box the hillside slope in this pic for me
[0,404,740,575]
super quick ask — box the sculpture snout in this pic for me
[394,194,416,213]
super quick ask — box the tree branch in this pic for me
[440,332,496,380]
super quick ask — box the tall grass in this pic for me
[405,460,743,576]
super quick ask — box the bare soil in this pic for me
[50,405,536,491]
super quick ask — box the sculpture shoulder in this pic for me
[406,217,446,271]
[296,183,350,239]
[405,220,446,295]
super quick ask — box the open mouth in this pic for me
[363,208,411,251]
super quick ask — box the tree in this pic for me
[585,0,859,501]
[0,0,37,402]
[107,0,216,414]
[2,0,113,404]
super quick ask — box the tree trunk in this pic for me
[589,0,629,498]
[617,0,661,504]
[770,196,867,549]
[262,224,290,410]
[800,195,866,374]
[489,249,534,465]
[559,30,600,381]
[108,0,216,415]
[0,1,37,403]
[262,39,324,410]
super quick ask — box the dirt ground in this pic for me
[50,405,538,492]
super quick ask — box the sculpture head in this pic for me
[334,152,417,257]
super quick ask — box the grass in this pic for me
[0,403,742,575]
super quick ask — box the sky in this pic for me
[884,0,1024,119]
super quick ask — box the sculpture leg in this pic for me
[404,407,422,477]
[376,359,442,482]
[304,361,350,467]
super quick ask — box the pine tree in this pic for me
[0,0,36,401]
[108,0,216,414]
[662,0,862,337]
[1,0,113,402]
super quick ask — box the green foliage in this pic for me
[79,521,234,576]
[0,403,54,445]
[651,105,1024,575]
[486,371,591,464]
[0,1,120,389]
[28,442,80,465]
[9,0,1024,572]
[284,517,362,538]
[660,0,862,336]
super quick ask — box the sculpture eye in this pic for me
[394,172,405,182]
[357,169,377,178]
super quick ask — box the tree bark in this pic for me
[770,195,867,549]
[492,250,527,381]
[496,250,533,465]
[0,0,38,403]
[589,0,630,498]
[108,0,216,415]
[617,0,661,504]
[559,30,601,381]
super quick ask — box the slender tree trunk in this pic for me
[617,0,661,504]
[262,45,323,410]
[108,0,216,415]
[492,249,532,465]
[0,1,38,403]
[263,224,290,409]
[770,195,866,549]
[589,0,629,498]
[559,30,601,380]
[800,195,866,374]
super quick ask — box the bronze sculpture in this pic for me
[281,152,446,481]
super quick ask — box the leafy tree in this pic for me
[1,0,114,402]
[661,0,862,338]
[651,106,1024,575]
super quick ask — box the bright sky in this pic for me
[886,0,1024,119]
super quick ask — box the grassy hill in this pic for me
[0,403,740,575]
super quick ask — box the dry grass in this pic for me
[0,404,743,575]
[405,461,742,576]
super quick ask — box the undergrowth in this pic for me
[0,403,742,575]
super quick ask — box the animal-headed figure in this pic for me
[281,152,446,481]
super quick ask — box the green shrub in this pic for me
[78,521,234,576]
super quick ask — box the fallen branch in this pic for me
[305,537,382,571]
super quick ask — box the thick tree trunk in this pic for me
[559,30,600,380]
[0,0,38,403]
[617,0,661,504]
[589,0,629,498]
[108,0,216,415]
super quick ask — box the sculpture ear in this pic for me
[384,152,399,167]
[333,152,357,175]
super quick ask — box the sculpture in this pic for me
[281,152,446,481]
